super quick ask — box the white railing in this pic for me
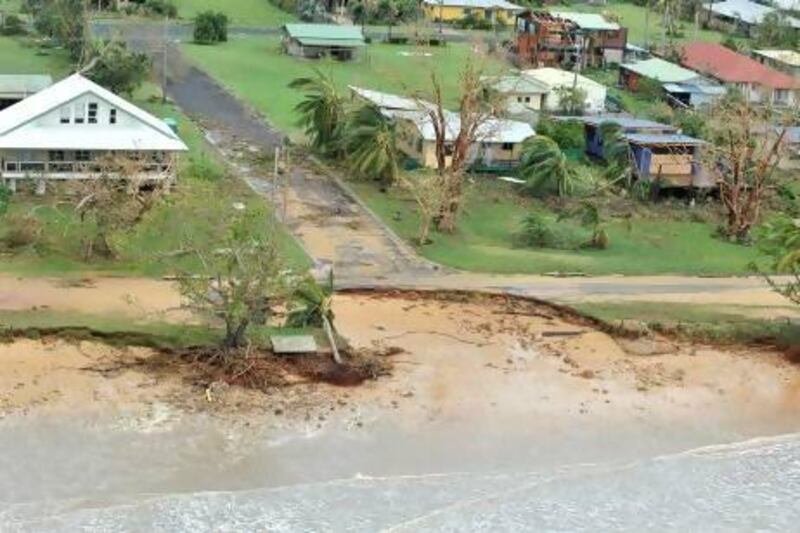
[3,160,169,175]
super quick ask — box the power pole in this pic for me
[161,14,168,104]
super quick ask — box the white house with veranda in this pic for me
[0,73,187,194]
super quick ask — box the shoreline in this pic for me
[1,290,798,438]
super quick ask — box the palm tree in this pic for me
[345,105,400,187]
[289,70,346,156]
[598,122,632,187]
[517,135,573,197]
[286,272,342,363]
[576,201,609,249]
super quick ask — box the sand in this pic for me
[0,275,187,321]
[1,291,798,440]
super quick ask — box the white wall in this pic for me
[542,83,606,114]
[26,94,146,130]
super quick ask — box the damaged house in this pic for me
[515,10,627,68]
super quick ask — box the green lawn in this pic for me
[172,0,295,26]
[574,301,800,346]
[0,35,72,77]
[0,308,317,350]
[351,179,762,276]
[547,1,729,47]
[181,36,508,136]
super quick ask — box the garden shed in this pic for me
[624,133,708,188]
[282,24,365,61]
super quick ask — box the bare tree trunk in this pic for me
[323,316,342,364]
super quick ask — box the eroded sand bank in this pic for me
[1,291,798,442]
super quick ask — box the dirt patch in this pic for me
[0,275,186,321]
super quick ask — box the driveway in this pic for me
[160,45,439,282]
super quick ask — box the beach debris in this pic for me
[271,335,318,355]
[617,338,677,357]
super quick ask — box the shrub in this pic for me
[0,185,9,216]
[144,0,177,18]
[675,110,707,139]
[536,117,585,151]
[513,210,586,249]
[193,11,228,44]
[455,12,493,30]
[0,14,27,36]
[85,40,150,95]
[1,214,42,251]
[186,155,223,181]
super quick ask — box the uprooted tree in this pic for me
[74,155,174,260]
[704,96,793,242]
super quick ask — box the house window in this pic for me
[74,103,85,124]
[59,106,71,124]
[109,108,117,124]
[48,150,65,161]
[88,102,98,124]
[502,142,514,151]
[74,150,91,162]
[416,138,423,153]
[524,96,531,103]
[774,89,789,104]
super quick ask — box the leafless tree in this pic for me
[74,153,175,259]
[396,170,446,245]
[703,97,794,241]
[413,43,500,233]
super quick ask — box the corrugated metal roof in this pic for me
[422,0,524,10]
[484,74,550,94]
[297,37,365,47]
[682,42,799,89]
[549,11,620,30]
[624,133,705,145]
[349,86,430,111]
[662,81,726,95]
[522,67,606,91]
[0,75,52,97]
[0,73,187,152]
[567,115,676,131]
[754,49,800,68]
[389,109,535,143]
[621,58,699,83]
[283,24,365,46]
[704,0,800,28]
[625,43,648,53]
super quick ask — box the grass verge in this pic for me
[172,0,296,26]
[574,300,800,346]
[0,308,315,351]
[350,178,762,276]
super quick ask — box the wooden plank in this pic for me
[271,335,318,355]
